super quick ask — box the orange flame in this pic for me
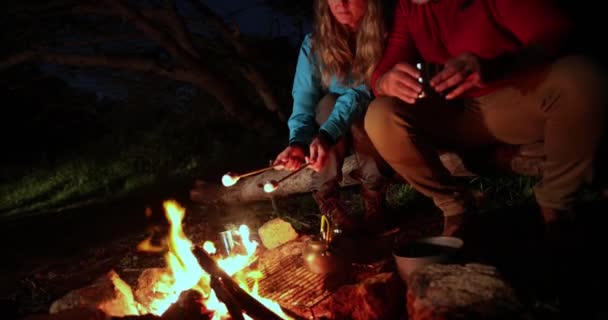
[130,200,292,319]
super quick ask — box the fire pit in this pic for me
[39,200,405,320]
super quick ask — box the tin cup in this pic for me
[416,61,442,99]
[218,229,238,256]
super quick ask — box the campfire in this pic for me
[46,195,407,320]
[92,200,293,319]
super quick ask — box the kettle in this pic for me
[303,214,344,274]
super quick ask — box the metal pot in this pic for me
[393,236,464,283]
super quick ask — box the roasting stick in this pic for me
[263,162,311,193]
[222,164,282,187]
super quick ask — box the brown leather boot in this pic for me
[540,207,576,252]
[442,213,467,237]
[441,191,477,237]
[312,191,359,235]
[360,185,389,235]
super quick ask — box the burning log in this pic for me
[191,246,285,320]
[210,278,245,320]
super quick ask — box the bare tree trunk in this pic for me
[190,155,362,205]
[1,0,285,134]
[190,145,545,205]
[187,0,287,121]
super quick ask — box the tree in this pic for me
[0,0,298,134]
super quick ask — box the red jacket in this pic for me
[372,0,572,98]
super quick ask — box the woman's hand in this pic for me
[430,52,484,99]
[273,144,306,171]
[308,135,331,172]
[375,62,422,104]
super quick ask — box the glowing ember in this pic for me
[222,173,239,187]
[263,180,278,193]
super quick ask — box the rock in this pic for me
[49,270,140,317]
[313,272,405,320]
[134,268,176,316]
[257,218,298,250]
[407,263,524,320]
[24,307,110,320]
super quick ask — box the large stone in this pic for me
[407,263,524,320]
[49,270,140,317]
[313,272,405,320]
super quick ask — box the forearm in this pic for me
[320,86,370,142]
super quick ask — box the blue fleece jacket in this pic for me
[288,33,372,146]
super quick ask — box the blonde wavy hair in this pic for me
[311,0,387,87]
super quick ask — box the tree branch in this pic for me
[3,1,280,135]
[187,0,287,121]
[73,3,199,58]
[0,51,185,78]
[166,0,199,58]
[103,0,197,66]
[0,51,37,70]
[0,50,268,130]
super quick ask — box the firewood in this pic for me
[191,246,284,320]
[210,278,245,320]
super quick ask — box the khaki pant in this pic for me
[310,94,388,198]
[365,55,607,216]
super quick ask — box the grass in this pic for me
[224,174,548,236]
[468,175,539,212]
[0,91,280,220]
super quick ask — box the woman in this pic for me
[273,0,390,235]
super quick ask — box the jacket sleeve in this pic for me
[371,0,418,96]
[288,34,323,146]
[487,0,573,54]
[319,83,372,143]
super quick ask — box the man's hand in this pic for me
[273,144,306,171]
[308,135,331,172]
[430,52,484,99]
[375,62,422,104]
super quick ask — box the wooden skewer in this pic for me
[238,164,282,179]
[262,163,310,193]
[276,162,310,184]
[223,164,282,187]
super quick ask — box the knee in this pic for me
[364,96,404,143]
[316,93,339,125]
[551,55,608,107]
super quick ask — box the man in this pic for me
[364,0,606,240]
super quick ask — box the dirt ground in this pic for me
[1,190,607,320]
